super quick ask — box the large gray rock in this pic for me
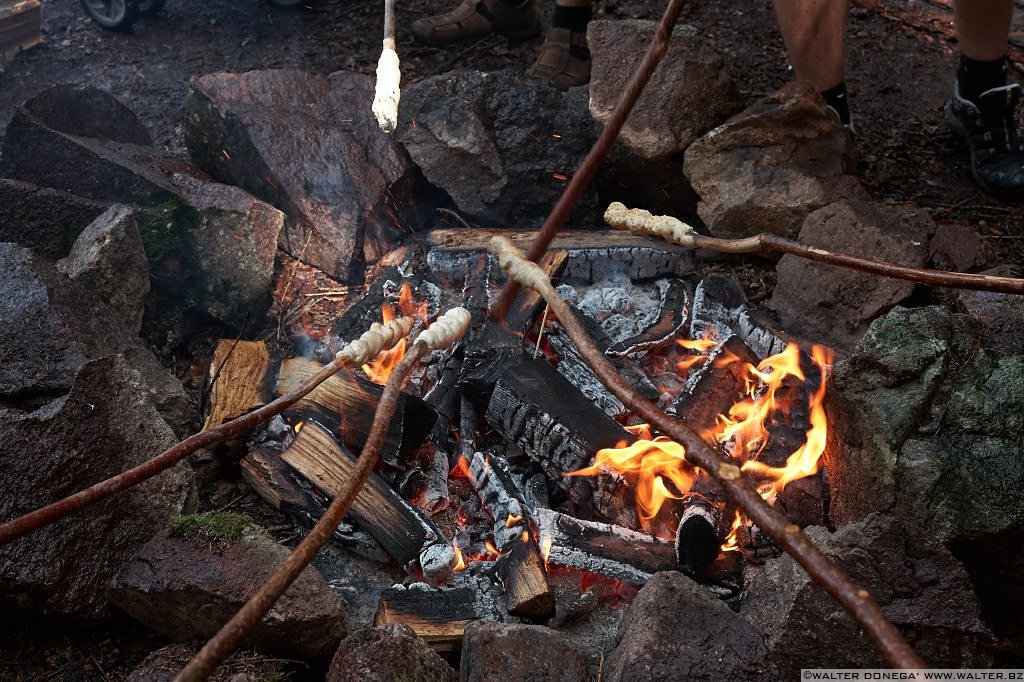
[683,80,858,239]
[326,623,455,682]
[824,305,1024,542]
[1,86,285,342]
[0,178,107,260]
[957,265,1024,355]
[742,514,997,677]
[185,69,430,282]
[461,622,588,682]
[0,355,196,617]
[398,69,597,228]
[603,571,775,681]
[588,20,743,159]
[110,529,347,660]
[0,242,190,433]
[57,205,149,333]
[768,199,932,351]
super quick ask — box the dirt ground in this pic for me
[1,0,1023,678]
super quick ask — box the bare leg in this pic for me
[772,0,848,91]
[954,0,1012,61]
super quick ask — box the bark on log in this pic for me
[281,420,447,571]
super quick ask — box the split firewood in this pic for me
[281,419,452,577]
[177,307,472,682]
[467,451,555,619]
[275,357,437,462]
[487,236,925,669]
[204,340,271,430]
[374,586,479,651]
[604,201,1024,296]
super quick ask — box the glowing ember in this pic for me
[450,455,472,480]
[360,283,427,384]
[539,535,553,566]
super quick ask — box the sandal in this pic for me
[412,0,541,46]
[527,27,591,90]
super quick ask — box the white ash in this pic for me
[562,276,671,344]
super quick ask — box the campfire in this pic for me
[204,235,840,645]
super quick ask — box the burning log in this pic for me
[533,508,676,585]
[689,276,789,360]
[281,419,453,578]
[374,586,479,651]
[606,278,690,357]
[275,357,437,462]
[674,493,728,573]
[467,452,555,619]
[485,356,637,515]
[671,334,759,433]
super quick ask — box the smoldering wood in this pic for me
[533,508,676,585]
[563,302,661,400]
[690,276,789,359]
[675,496,727,573]
[204,339,272,429]
[606,279,690,356]
[671,334,760,433]
[459,252,567,403]
[326,265,404,348]
[281,420,445,569]
[374,586,479,651]
[275,358,437,461]
[468,452,528,550]
[485,357,636,512]
[497,531,555,620]
[425,228,694,281]
[240,447,390,562]
[548,333,625,417]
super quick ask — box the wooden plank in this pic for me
[0,0,40,62]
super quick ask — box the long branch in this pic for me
[488,0,689,322]
[175,307,470,682]
[0,317,414,547]
[604,202,1024,295]
[488,236,926,669]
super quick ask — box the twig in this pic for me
[488,0,690,323]
[603,202,1024,296]
[174,307,471,682]
[0,317,416,547]
[488,236,927,670]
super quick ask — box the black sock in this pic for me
[821,81,851,126]
[957,54,1009,104]
[552,4,591,32]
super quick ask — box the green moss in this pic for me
[135,192,198,263]
[168,512,265,543]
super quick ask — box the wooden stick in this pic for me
[175,307,471,682]
[604,202,1024,296]
[488,0,690,322]
[0,317,415,547]
[487,236,927,670]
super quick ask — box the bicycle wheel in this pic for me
[80,0,139,30]
[138,0,166,15]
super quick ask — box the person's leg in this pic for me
[946,0,1024,200]
[773,0,851,124]
[411,0,541,47]
[528,0,593,90]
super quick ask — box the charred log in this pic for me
[606,279,690,356]
[374,586,479,651]
[497,530,555,620]
[690,276,789,359]
[671,334,759,433]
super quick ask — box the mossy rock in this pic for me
[168,512,268,543]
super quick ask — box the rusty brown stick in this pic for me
[176,307,471,681]
[489,238,927,669]
[175,342,429,682]
[488,0,688,323]
[0,318,414,547]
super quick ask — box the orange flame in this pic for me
[485,539,499,557]
[453,540,466,572]
[675,338,717,373]
[568,436,695,534]
[293,421,304,434]
[360,283,426,384]
[506,513,523,528]
[539,535,553,565]
[720,509,745,552]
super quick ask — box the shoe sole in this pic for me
[943,101,1024,201]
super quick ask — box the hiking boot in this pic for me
[945,80,1024,201]
[411,0,541,46]
[526,27,591,90]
